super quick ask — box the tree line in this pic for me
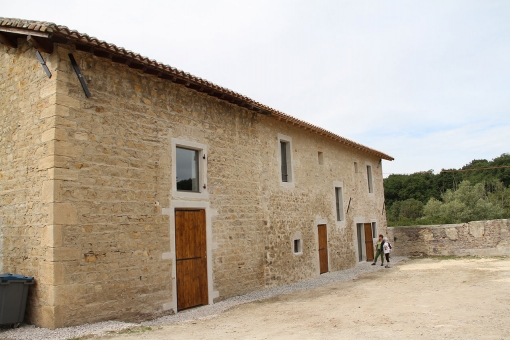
[384,153,510,226]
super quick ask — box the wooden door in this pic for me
[318,224,329,274]
[175,209,208,310]
[364,223,374,261]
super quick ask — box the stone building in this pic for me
[0,18,393,329]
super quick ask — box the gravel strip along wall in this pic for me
[0,257,405,340]
[387,219,510,257]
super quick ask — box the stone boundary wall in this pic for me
[387,219,510,257]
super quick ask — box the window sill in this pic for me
[172,190,209,200]
[335,220,346,228]
[280,181,295,188]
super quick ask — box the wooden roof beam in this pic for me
[128,62,145,70]
[27,35,53,54]
[0,27,50,38]
[144,68,160,75]
[93,49,111,58]
[112,55,129,64]
[0,32,18,48]
[51,35,69,44]
[75,43,93,52]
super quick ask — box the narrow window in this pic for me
[318,152,324,165]
[335,187,344,221]
[280,141,290,182]
[354,162,358,173]
[371,222,377,238]
[176,147,199,192]
[367,165,373,193]
[293,239,302,254]
[278,135,293,184]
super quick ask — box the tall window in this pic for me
[278,134,293,185]
[372,222,377,238]
[335,187,344,221]
[176,147,199,192]
[318,152,324,165]
[367,165,373,193]
[280,141,291,182]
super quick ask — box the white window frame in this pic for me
[333,181,346,227]
[171,138,208,199]
[278,134,294,187]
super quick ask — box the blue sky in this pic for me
[3,1,509,176]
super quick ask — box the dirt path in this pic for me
[101,257,510,340]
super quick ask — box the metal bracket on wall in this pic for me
[35,51,51,78]
[346,197,353,214]
[68,53,91,98]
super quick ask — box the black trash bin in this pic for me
[0,273,34,326]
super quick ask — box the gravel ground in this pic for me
[0,257,405,340]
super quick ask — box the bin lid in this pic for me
[0,273,34,282]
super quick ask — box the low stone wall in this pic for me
[387,219,510,257]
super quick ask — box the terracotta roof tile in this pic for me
[0,17,393,160]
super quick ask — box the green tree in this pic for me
[421,181,504,224]
[387,198,424,226]
[461,153,510,187]
[487,181,510,216]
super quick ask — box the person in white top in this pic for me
[382,237,392,268]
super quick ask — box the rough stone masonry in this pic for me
[387,219,510,257]
[0,20,392,329]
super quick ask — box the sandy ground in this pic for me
[100,257,510,340]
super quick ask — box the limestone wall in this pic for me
[0,41,64,326]
[1,40,389,328]
[387,219,510,257]
[259,118,387,287]
[41,44,268,327]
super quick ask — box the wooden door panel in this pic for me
[175,209,208,310]
[175,210,205,259]
[364,223,374,261]
[176,258,208,310]
[318,224,328,274]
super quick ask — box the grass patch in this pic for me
[107,326,154,335]
[431,255,469,260]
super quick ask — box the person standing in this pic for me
[383,236,391,268]
[371,234,384,266]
